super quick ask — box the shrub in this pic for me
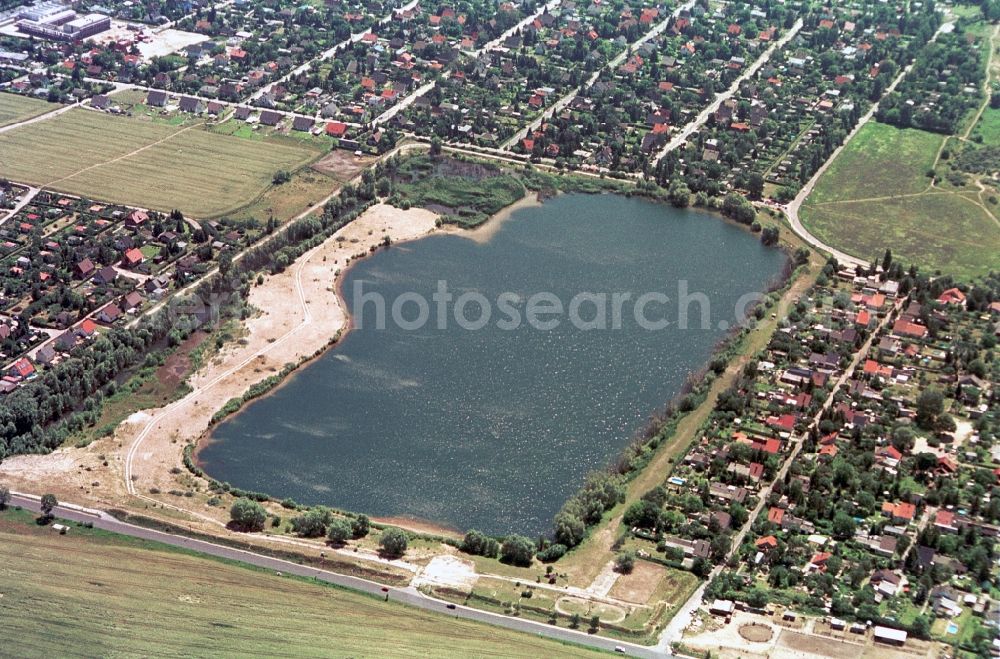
[327,519,352,544]
[500,534,536,567]
[379,527,409,557]
[229,497,266,532]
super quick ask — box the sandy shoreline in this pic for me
[0,202,441,533]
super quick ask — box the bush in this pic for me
[379,527,409,558]
[537,543,567,562]
[500,534,536,567]
[229,497,266,532]
[327,519,352,544]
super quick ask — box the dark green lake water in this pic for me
[199,194,787,535]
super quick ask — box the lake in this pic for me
[199,194,787,536]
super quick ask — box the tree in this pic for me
[747,172,764,199]
[379,527,408,557]
[500,534,535,567]
[229,497,266,532]
[461,529,500,557]
[667,180,691,208]
[916,389,944,429]
[760,226,780,246]
[429,136,443,156]
[553,512,586,547]
[614,551,635,574]
[327,520,352,545]
[351,514,370,538]
[832,511,856,539]
[40,493,58,518]
[746,588,769,609]
[0,484,9,510]
[291,507,332,537]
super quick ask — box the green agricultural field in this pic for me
[0,509,600,658]
[0,109,322,217]
[0,92,59,128]
[801,121,1000,280]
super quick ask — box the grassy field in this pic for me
[0,508,601,658]
[0,92,59,128]
[0,109,322,217]
[804,122,942,204]
[801,121,1000,279]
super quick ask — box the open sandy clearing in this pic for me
[0,204,440,535]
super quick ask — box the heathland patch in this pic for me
[801,121,1000,279]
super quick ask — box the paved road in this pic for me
[501,0,697,151]
[656,298,899,649]
[651,18,803,164]
[784,21,953,268]
[8,492,667,657]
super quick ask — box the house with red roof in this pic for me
[8,357,35,379]
[934,510,959,533]
[937,288,966,305]
[755,535,778,550]
[876,444,902,467]
[325,122,348,137]
[893,318,927,339]
[809,552,832,572]
[122,248,144,268]
[882,501,916,524]
[767,507,784,525]
[766,414,797,433]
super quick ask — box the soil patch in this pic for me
[739,623,774,642]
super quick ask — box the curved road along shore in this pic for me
[8,492,669,658]
[784,21,954,269]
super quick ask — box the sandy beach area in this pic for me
[0,203,440,535]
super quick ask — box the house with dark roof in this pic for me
[93,265,118,286]
[291,115,314,131]
[146,90,168,107]
[234,106,252,121]
[91,94,111,109]
[259,110,282,126]
[179,96,205,114]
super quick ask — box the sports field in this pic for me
[801,121,1000,280]
[0,92,59,128]
[0,109,322,217]
[0,509,599,657]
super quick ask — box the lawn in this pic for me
[0,92,59,128]
[0,109,322,217]
[801,121,1000,280]
[0,508,601,658]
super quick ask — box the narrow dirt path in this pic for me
[44,120,206,189]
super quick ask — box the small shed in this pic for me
[710,599,735,616]
[873,626,907,646]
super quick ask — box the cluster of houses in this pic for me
[0,191,254,394]
[513,1,785,168]
[672,2,922,196]
[690,266,999,656]
[396,0,677,147]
